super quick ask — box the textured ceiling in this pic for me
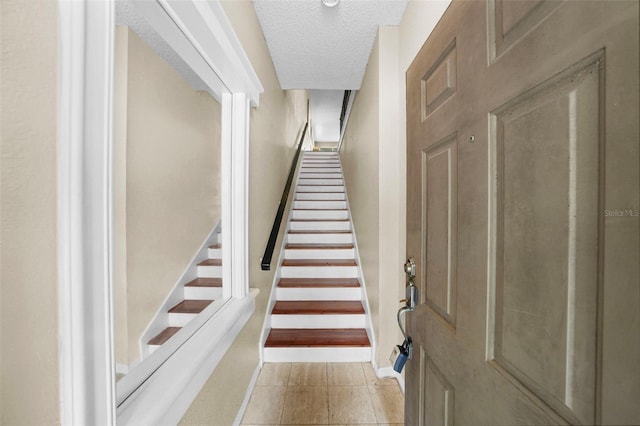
[253,0,408,90]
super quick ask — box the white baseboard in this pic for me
[375,364,405,393]
[233,363,262,426]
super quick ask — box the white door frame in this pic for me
[57,1,262,424]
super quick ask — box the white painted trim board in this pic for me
[58,1,116,424]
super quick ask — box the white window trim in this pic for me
[57,1,262,424]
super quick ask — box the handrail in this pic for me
[337,90,355,153]
[261,122,309,271]
[339,90,351,132]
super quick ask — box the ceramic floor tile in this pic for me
[327,363,366,386]
[368,385,404,424]
[241,385,286,425]
[281,385,328,424]
[362,363,399,386]
[257,363,292,386]
[328,385,376,424]
[289,363,327,386]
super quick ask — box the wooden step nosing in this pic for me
[264,328,371,347]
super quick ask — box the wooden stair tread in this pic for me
[278,278,360,288]
[272,301,364,315]
[264,328,370,347]
[169,299,213,314]
[208,243,221,249]
[290,219,348,222]
[286,243,354,249]
[185,277,222,287]
[198,258,222,266]
[282,259,356,267]
[148,327,181,346]
[288,230,351,234]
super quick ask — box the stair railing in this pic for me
[261,121,309,271]
[337,90,355,152]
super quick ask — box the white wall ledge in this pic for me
[117,289,258,425]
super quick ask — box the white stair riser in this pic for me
[280,266,358,278]
[294,200,347,209]
[292,210,349,220]
[303,156,338,159]
[271,314,366,329]
[287,233,353,244]
[303,155,338,159]
[298,173,342,179]
[296,193,345,201]
[289,221,351,231]
[197,265,222,278]
[147,344,160,354]
[298,179,344,185]
[276,287,361,301]
[168,313,197,327]
[297,185,345,192]
[299,168,341,173]
[263,347,371,363]
[207,247,222,258]
[285,248,355,259]
[184,286,222,300]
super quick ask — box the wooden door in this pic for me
[405,1,639,424]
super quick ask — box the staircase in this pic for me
[263,151,372,362]
[146,235,223,354]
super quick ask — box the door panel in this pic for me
[422,349,455,426]
[490,53,602,425]
[406,1,639,425]
[423,135,458,326]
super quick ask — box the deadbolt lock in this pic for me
[404,258,416,280]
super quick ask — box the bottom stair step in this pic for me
[263,328,372,362]
[264,328,370,347]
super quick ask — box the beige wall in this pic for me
[0,0,60,424]
[341,31,382,361]
[341,29,402,368]
[114,28,223,365]
[341,1,451,369]
[180,1,308,424]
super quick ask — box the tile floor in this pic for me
[241,363,404,425]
